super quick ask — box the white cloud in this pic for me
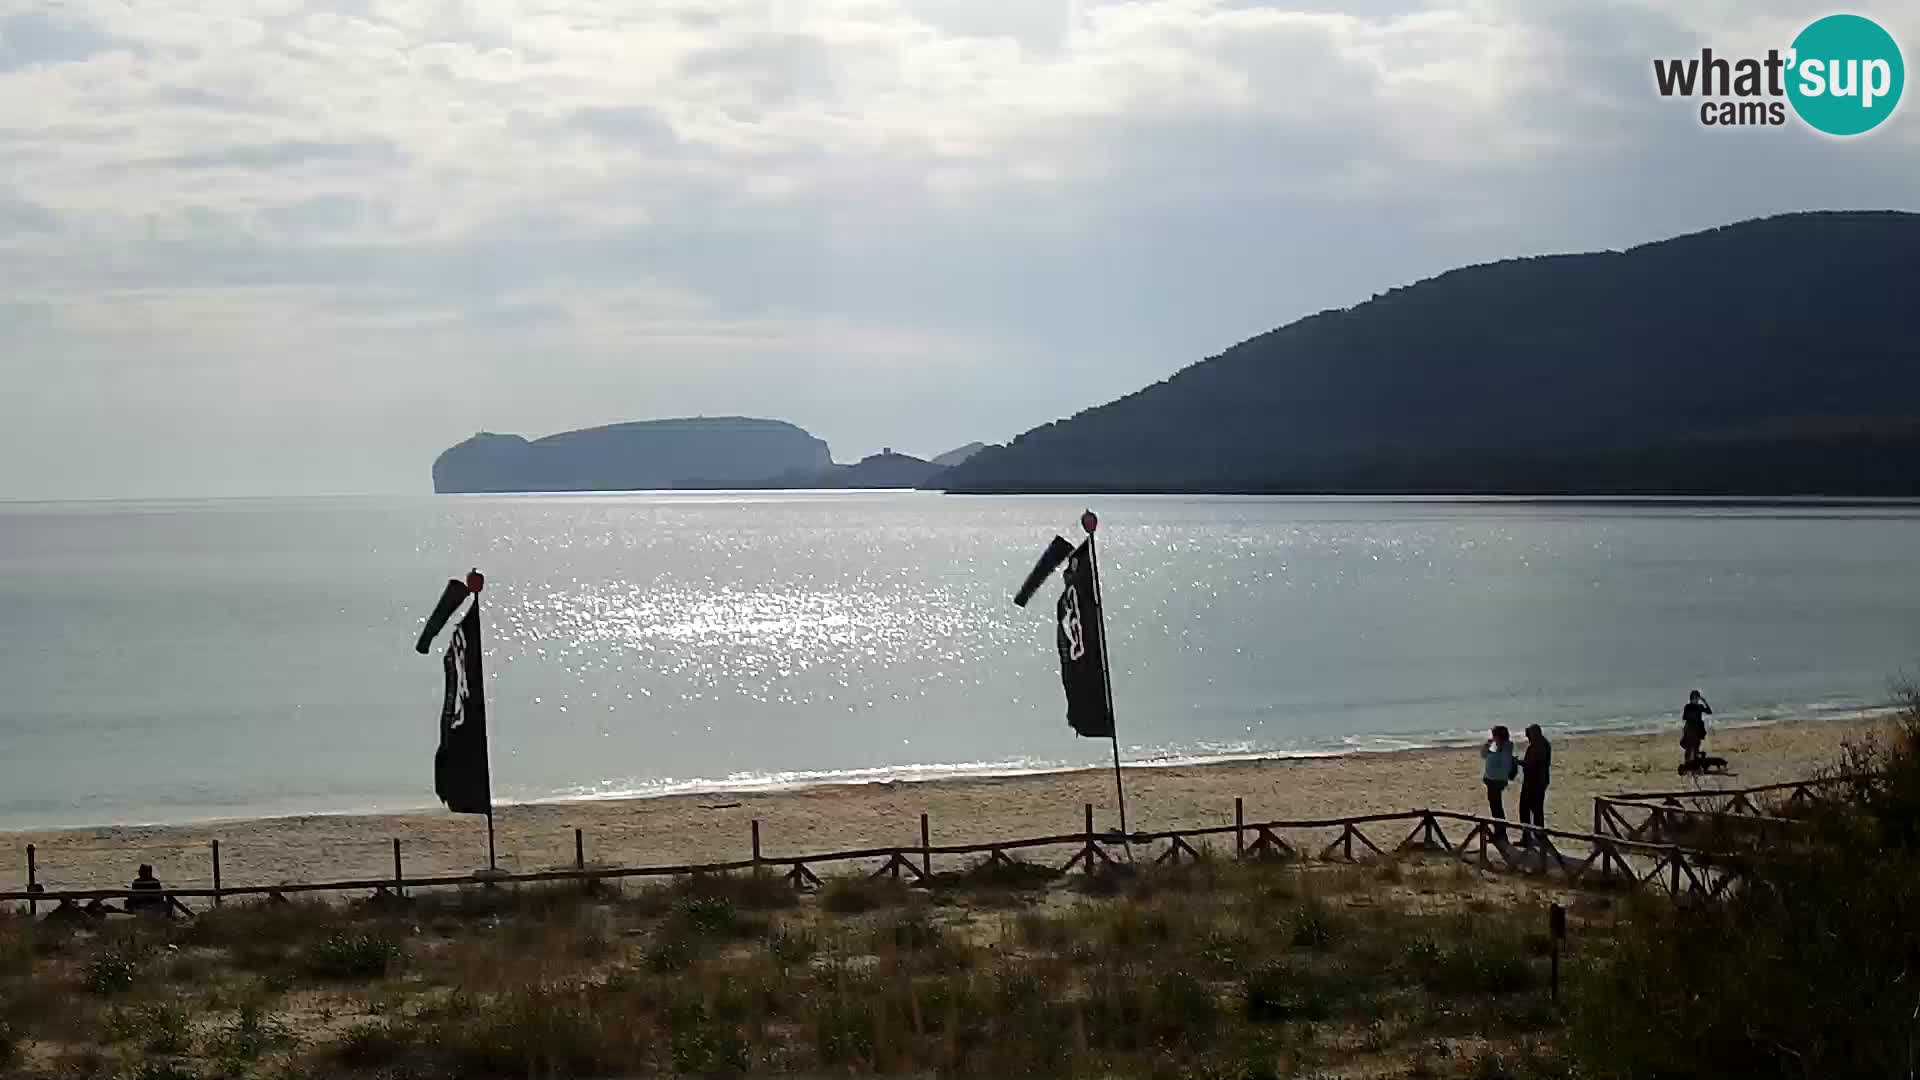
[1,0,1917,496]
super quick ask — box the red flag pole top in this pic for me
[465,569,485,594]
[1081,510,1098,535]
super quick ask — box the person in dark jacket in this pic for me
[1681,690,1712,765]
[125,864,167,915]
[1518,724,1552,846]
[1480,726,1516,842]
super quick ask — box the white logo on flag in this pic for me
[448,625,470,729]
[1061,584,1086,661]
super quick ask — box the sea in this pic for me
[2,492,1916,830]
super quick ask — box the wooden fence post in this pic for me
[751,820,763,874]
[1084,803,1095,876]
[1235,798,1244,859]
[1549,903,1566,1003]
[391,839,403,898]
[26,844,35,917]
[211,840,222,908]
[920,813,931,879]
[575,828,589,891]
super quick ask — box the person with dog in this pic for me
[1680,690,1712,766]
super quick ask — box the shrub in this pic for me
[1416,939,1536,996]
[140,1003,194,1054]
[210,1003,298,1064]
[1288,902,1343,950]
[334,1020,420,1070]
[675,894,737,936]
[883,907,945,952]
[644,932,695,973]
[54,1047,111,1080]
[914,974,987,1037]
[1402,938,1443,969]
[1201,929,1251,972]
[766,924,818,966]
[1102,901,1172,950]
[1149,968,1219,1045]
[131,1062,200,1080]
[85,952,136,994]
[446,986,636,1077]
[665,999,748,1077]
[820,876,905,915]
[1469,1048,1522,1080]
[812,1000,875,1065]
[308,932,401,979]
[1015,909,1074,950]
[1244,965,1333,1023]
[954,855,1057,894]
[680,870,796,912]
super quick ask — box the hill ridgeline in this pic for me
[943,211,1920,495]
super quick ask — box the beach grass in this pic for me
[0,853,1593,1079]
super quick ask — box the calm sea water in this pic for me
[1,493,1916,829]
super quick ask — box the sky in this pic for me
[3,0,1917,499]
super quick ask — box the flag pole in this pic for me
[1082,511,1131,859]
[419,568,500,877]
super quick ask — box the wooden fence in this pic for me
[3,798,1745,918]
[1590,775,1855,846]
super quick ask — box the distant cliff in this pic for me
[433,418,833,493]
[943,211,1920,495]
[765,450,948,489]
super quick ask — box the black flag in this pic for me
[1056,539,1115,739]
[1014,535,1075,608]
[415,575,492,815]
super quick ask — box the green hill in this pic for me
[943,211,1920,495]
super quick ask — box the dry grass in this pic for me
[0,856,1597,1079]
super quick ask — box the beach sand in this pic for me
[2,716,1885,895]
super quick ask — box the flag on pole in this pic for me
[1055,539,1115,738]
[414,570,493,815]
[1015,512,1129,843]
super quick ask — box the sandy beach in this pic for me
[2,715,1885,895]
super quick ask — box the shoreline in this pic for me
[12,703,1898,837]
[1,711,1892,893]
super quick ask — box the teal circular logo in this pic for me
[1787,14,1904,136]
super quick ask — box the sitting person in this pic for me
[124,864,168,915]
[44,897,93,923]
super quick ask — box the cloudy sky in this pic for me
[3,0,1916,498]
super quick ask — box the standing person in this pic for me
[1481,726,1516,841]
[1681,690,1712,766]
[1518,724,1552,847]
